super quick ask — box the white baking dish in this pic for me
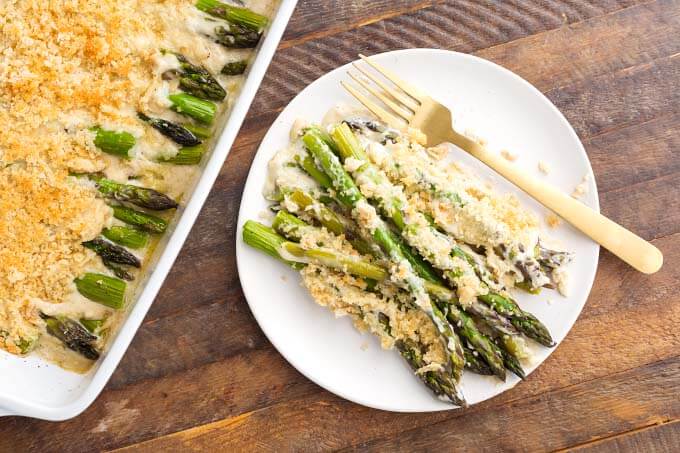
[0,0,298,421]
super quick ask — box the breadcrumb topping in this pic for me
[0,0,276,357]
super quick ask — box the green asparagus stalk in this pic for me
[441,303,506,380]
[479,293,555,347]
[463,346,494,376]
[183,123,212,140]
[74,273,126,309]
[138,112,202,146]
[221,60,248,75]
[91,127,136,158]
[302,128,466,382]
[80,319,105,334]
[379,311,463,406]
[295,154,333,189]
[214,24,261,48]
[41,314,100,360]
[168,93,217,124]
[283,191,345,235]
[83,238,140,267]
[102,226,149,249]
[196,0,268,30]
[111,206,168,234]
[157,145,205,165]
[172,52,226,101]
[490,338,526,379]
[92,176,178,210]
[242,221,305,270]
[396,338,465,405]
[103,260,135,281]
[271,210,308,241]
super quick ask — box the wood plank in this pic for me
[477,0,680,92]
[547,52,680,138]
[569,420,680,452]
[2,232,677,451]
[280,0,647,48]
[111,355,680,452]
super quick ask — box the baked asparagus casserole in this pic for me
[243,109,572,406]
[0,0,276,371]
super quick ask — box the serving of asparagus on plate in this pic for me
[242,115,572,406]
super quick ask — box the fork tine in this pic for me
[348,72,414,122]
[341,81,405,128]
[352,62,420,111]
[358,54,427,102]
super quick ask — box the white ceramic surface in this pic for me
[236,49,600,412]
[0,0,299,421]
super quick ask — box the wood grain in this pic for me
[570,420,680,452]
[1,0,679,451]
[115,355,680,452]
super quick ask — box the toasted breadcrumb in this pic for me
[571,174,590,199]
[500,149,518,162]
[546,213,561,228]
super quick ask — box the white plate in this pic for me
[236,49,599,412]
[0,0,299,421]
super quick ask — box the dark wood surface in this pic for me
[2,1,679,451]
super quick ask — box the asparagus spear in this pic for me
[168,93,217,124]
[214,24,261,48]
[221,60,248,75]
[479,293,555,347]
[111,206,168,234]
[280,190,345,235]
[80,319,105,334]
[157,145,205,165]
[92,176,178,210]
[75,273,126,309]
[102,226,149,249]
[83,238,140,267]
[103,260,135,281]
[440,302,506,380]
[171,52,226,101]
[302,128,466,382]
[244,221,383,279]
[183,123,212,140]
[138,112,202,146]
[91,127,135,158]
[490,338,526,379]
[378,310,463,405]
[463,346,494,376]
[41,314,100,360]
[196,0,268,30]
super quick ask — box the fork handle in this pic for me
[448,132,663,274]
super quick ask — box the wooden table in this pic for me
[2,1,679,451]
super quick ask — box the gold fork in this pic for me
[341,54,663,274]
